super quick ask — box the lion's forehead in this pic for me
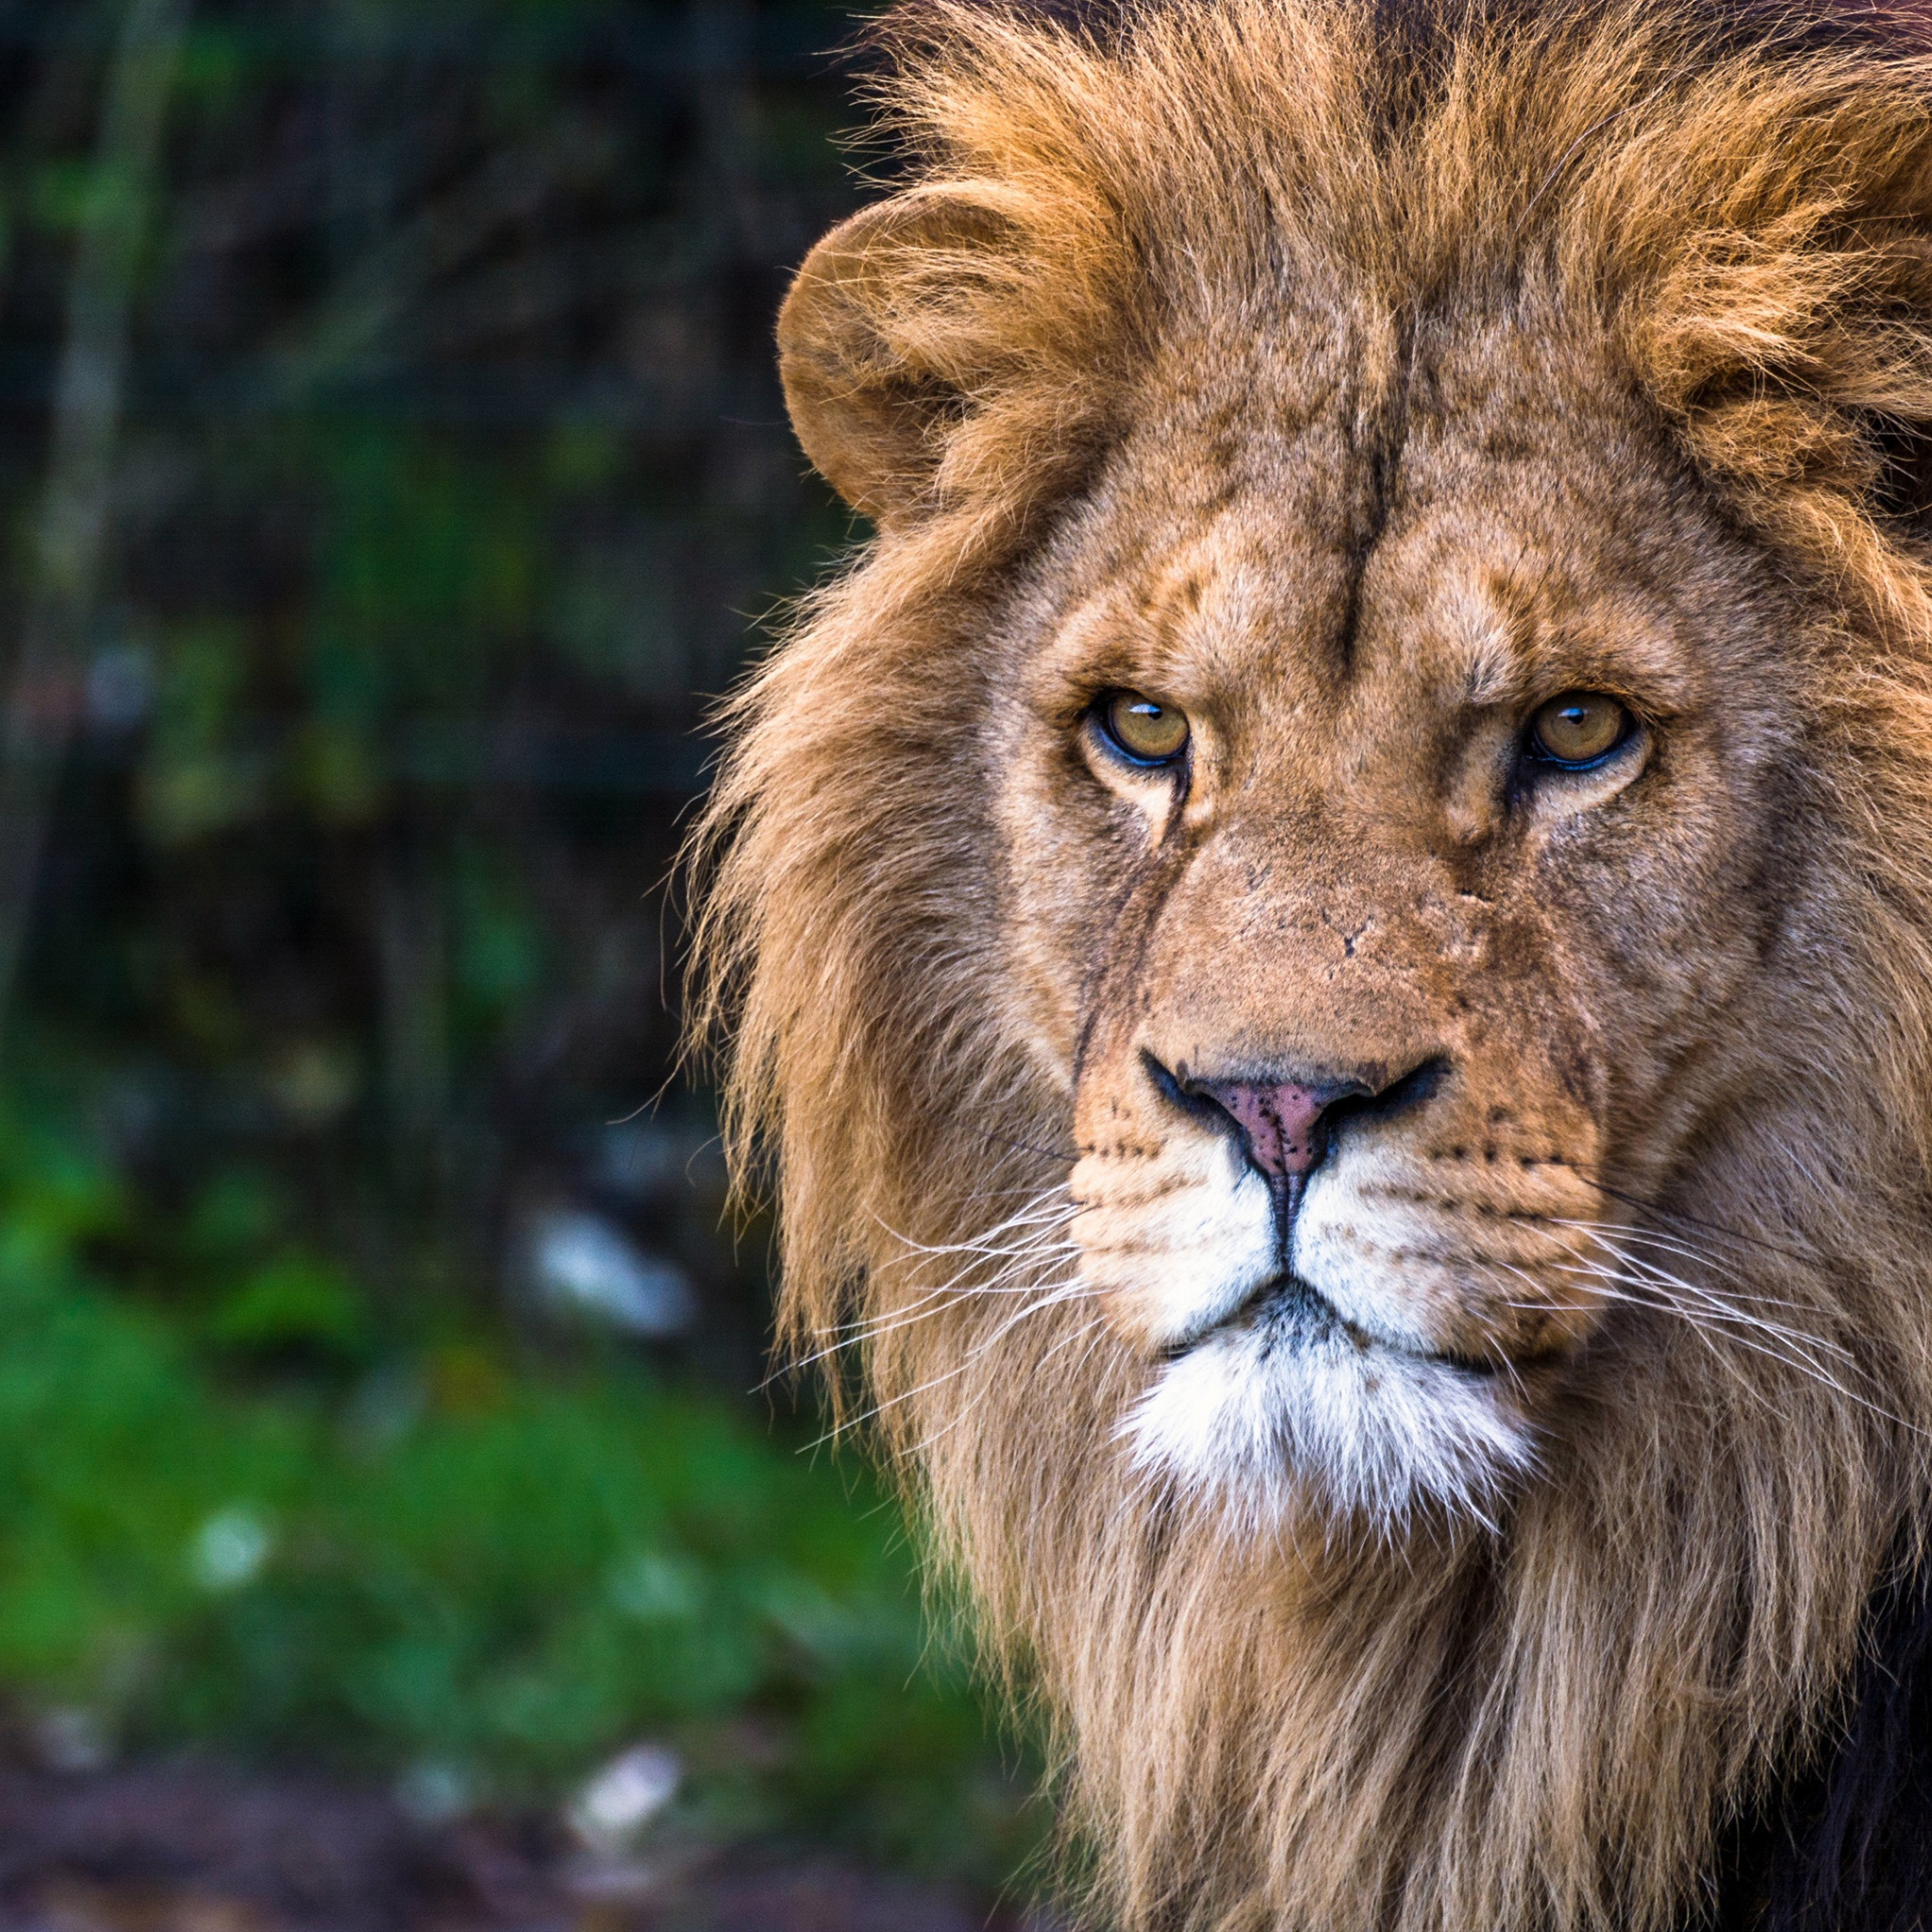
[1037,500,1715,784]
[1038,316,1738,736]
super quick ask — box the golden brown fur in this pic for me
[690,4,1932,1926]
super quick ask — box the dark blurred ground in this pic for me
[0,2,1049,1924]
[0,1762,1052,1931]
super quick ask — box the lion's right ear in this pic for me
[777,190,1024,525]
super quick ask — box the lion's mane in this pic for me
[691,5,1932,1926]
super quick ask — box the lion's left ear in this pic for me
[777,188,1031,526]
[1607,75,1932,611]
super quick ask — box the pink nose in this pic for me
[1192,1080,1342,1179]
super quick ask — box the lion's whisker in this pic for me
[774,1191,1083,1382]
[808,1289,1101,1451]
[1546,1218,1790,1299]
[1481,1259,1801,1422]
[1551,1257,1848,1374]
[1574,1176,1832,1270]
[1539,1215,1825,1315]
[1592,1250,1864,1385]
[870,1191,1074,1267]
[789,1242,1084,1370]
[1541,1257,1916,1431]
[1581,1246,1855,1367]
[1487,1250,1837,1391]
[905,1313,1111,1459]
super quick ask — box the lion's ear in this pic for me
[777,191,1021,525]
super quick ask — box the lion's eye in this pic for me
[1527,691,1629,768]
[1097,691,1190,766]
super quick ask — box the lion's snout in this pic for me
[1073,1019,1618,1516]
[1137,1047,1448,1271]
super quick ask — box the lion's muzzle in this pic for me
[1075,1011,1611,1524]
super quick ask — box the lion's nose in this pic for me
[1190,1076,1371,1179]
[1142,1051,1445,1185]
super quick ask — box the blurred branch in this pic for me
[0,9,838,76]
[266,116,618,399]
[376,824,450,1203]
[0,0,192,1056]
[397,224,684,363]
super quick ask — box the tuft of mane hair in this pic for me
[689,2,1932,1927]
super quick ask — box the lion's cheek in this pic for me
[1293,1145,1614,1366]
[1069,1140,1278,1354]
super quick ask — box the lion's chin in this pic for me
[1122,1283,1540,1532]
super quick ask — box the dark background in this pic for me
[0,4,1049,1927]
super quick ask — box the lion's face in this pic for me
[991,313,1796,1521]
[711,5,1932,1924]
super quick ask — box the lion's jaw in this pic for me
[1007,310,1790,1530]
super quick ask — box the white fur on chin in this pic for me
[1122,1294,1539,1532]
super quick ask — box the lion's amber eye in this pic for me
[1098,691,1190,765]
[1528,691,1629,768]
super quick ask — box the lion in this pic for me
[689,1,1932,1925]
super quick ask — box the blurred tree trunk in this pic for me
[377,820,451,1211]
[687,0,768,701]
[0,0,191,1052]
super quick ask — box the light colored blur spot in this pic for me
[395,1758,473,1824]
[191,1507,273,1591]
[567,1743,682,1853]
[526,1208,695,1339]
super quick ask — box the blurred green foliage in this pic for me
[0,1090,1041,1883]
[0,0,1045,1898]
